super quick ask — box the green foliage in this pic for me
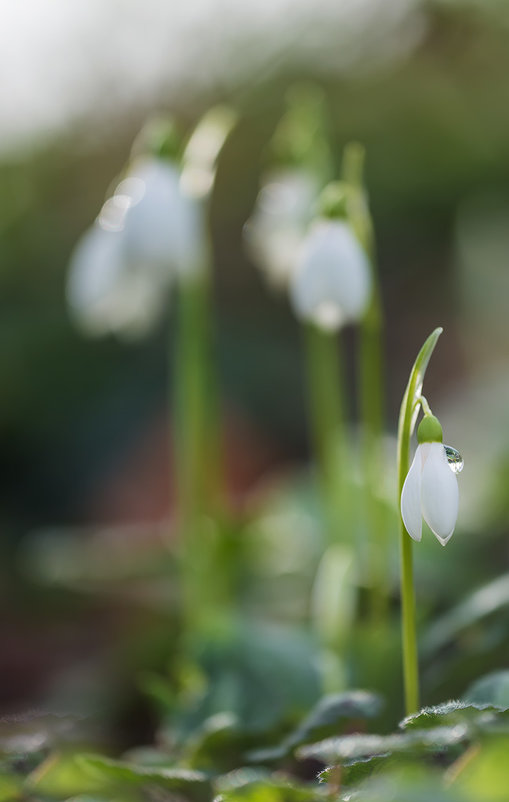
[450,737,509,802]
[297,724,469,763]
[79,755,211,802]
[216,773,322,802]
[247,690,383,763]
[464,671,509,710]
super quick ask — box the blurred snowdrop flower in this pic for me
[289,218,371,332]
[67,223,163,338]
[401,414,463,547]
[245,169,320,289]
[120,156,206,279]
[67,154,205,338]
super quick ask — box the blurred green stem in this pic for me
[342,143,387,618]
[173,264,225,628]
[303,324,345,543]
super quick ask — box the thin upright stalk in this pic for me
[397,418,419,716]
[173,264,225,631]
[342,144,387,613]
[303,323,345,543]
[397,326,442,715]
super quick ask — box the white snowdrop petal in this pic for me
[246,169,319,288]
[120,157,205,276]
[326,223,372,320]
[420,442,459,545]
[289,220,371,331]
[400,445,423,542]
[67,223,168,338]
[67,225,127,335]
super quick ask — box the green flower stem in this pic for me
[397,326,443,715]
[173,265,225,629]
[342,144,387,615]
[303,323,345,542]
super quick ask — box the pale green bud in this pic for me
[417,414,443,444]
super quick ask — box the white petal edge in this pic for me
[420,442,459,546]
[401,445,423,542]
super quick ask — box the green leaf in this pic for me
[185,713,265,773]
[79,755,211,802]
[62,797,111,802]
[423,574,509,656]
[349,763,469,802]
[401,700,499,730]
[247,690,383,763]
[297,724,469,763]
[0,771,22,802]
[25,752,106,798]
[318,756,388,788]
[215,774,323,801]
[398,326,443,450]
[170,620,321,739]
[450,736,509,801]
[464,672,509,710]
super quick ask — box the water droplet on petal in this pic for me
[444,445,464,473]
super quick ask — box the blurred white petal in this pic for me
[290,219,371,331]
[67,224,164,338]
[245,170,319,289]
[120,157,206,278]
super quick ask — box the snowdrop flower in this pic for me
[119,156,206,279]
[67,154,206,338]
[67,222,164,338]
[401,414,463,546]
[290,218,372,332]
[244,169,320,289]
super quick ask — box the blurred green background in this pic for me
[2,0,509,748]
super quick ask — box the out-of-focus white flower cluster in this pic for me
[67,156,205,339]
[245,168,372,332]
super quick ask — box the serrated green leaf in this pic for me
[247,691,382,763]
[297,724,469,763]
[318,755,388,788]
[401,701,496,730]
[79,754,211,802]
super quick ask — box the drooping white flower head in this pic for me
[289,218,372,332]
[401,414,462,546]
[67,153,207,338]
[244,169,320,289]
[119,156,206,278]
[66,223,164,338]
